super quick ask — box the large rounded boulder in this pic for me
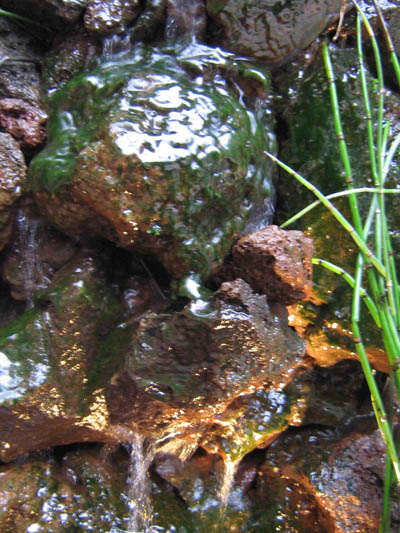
[30,44,275,280]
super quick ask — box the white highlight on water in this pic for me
[218,457,239,508]
[126,433,155,533]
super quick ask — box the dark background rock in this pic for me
[0,0,88,27]
[206,0,343,67]
[0,133,25,252]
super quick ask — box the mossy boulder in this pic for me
[30,43,275,281]
[277,47,400,371]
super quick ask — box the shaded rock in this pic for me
[166,0,207,43]
[258,426,395,532]
[287,359,366,428]
[84,0,141,35]
[220,225,314,305]
[206,0,342,67]
[129,0,167,42]
[0,0,88,27]
[1,204,77,301]
[0,98,47,149]
[0,17,42,104]
[30,43,275,281]
[42,31,101,93]
[277,47,400,372]
[0,133,26,252]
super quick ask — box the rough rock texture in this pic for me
[0,98,47,149]
[206,0,342,67]
[0,0,88,26]
[0,133,26,251]
[220,225,314,305]
[0,274,305,461]
[84,0,141,35]
[259,427,395,532]
[0,17,43,104]
[31,44,275,280]
[277,47,400,372]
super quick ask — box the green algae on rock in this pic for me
[30,43,275,280]
[277,47,400,372]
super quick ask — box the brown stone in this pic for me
[259,426,393,532]
[0,98,47,149]
[228,225,314,305]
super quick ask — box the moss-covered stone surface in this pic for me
[30,43,275,281]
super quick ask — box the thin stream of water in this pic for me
[218,457,239,508]
[126,433,156,533]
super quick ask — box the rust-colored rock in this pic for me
[0,98,47,149]
[228,225,314,305]
[259,426,391,532]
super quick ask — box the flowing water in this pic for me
[125,434,156,533]
[13,209,48,308]
[218,457,239,508]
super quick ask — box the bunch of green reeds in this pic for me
[267,1,400,528]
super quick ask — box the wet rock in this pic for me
[258,426,395,532]
[0,275,304,461]
[121,279,304,414]
[206,0,342,67]
[154,450,251,529]
[1,204,77,301]
[0,447,130,531]
[0,251,125,461]
[200,383,307,464]
[84,0,141,35]
[0,133,25,252]
[220,225,314,305]
[287,359,366,427]
[0,0,88,27]
[277,47,400,372]
[0,98,47,149]
[30,43,275,282]
[0,17,42,104]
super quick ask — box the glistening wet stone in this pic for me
[30,43,275,281]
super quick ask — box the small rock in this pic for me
[221,225,314,305]
[84,0,141,35]
[0,98,47,149]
